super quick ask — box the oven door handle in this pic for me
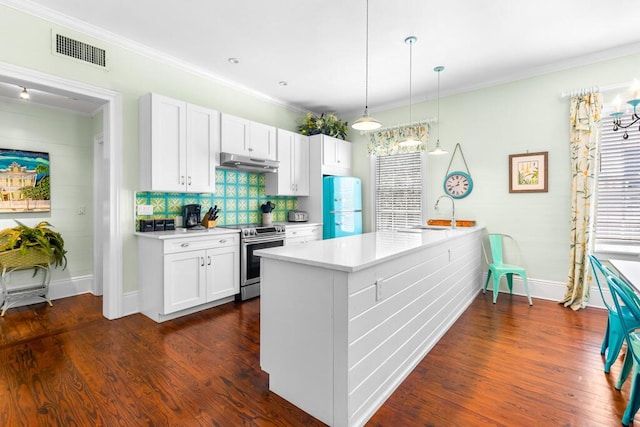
[242,236,285,245]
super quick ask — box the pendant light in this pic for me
[429,66,449,155]
[352,0,381,131]
[399,36,420,146]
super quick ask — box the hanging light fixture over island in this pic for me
[352,0,381,131]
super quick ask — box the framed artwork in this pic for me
[0,149,50,213]
[509,151,548,193]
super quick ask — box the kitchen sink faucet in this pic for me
[435,195,455,229]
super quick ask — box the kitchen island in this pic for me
[256,227,484,427]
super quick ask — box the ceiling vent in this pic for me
[52,32,108,69]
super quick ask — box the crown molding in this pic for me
[0,0,309,115]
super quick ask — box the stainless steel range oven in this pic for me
[224,224,286,301]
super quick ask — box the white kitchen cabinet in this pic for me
[314,134,351,176]
[139,93,219,193]
[220,113,276,161]
[285,223,322,245]
[138,231,240,322]
[164,249,207,313]
[297,135,353,224]
[265,129,309,196]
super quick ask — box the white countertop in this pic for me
[135,227,240,240]
[610,259,640,292]
[281,222,322,228]
[255,226,482,273]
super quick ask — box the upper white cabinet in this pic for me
[220,113,276,161]
[265,129,309,196]
[311,134,352,176]
[139,93,219,193]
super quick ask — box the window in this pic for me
[595,115,640,252]
[373,152,426,230]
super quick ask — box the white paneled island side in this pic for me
[256,227,484,427]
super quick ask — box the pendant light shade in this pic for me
[352,0,381,131]
[429,66,449,155]
[399,36,420,147]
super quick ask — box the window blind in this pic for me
[374,152,423,230]
[595,115,640,244]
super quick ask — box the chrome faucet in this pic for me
[435,194,456,229]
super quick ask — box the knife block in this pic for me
[201,213,217,228]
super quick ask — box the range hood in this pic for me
[220,152,279,173]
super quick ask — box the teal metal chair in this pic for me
[589,254,640,374]
[483,233,532,305]
[607,275,640,426]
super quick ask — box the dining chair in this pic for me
[482,233,532,305]
[588,254,640,374]
[607,274,640,426]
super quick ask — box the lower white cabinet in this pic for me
[138,232,239,322]
[285,224,322,245]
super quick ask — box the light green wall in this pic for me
[348,53,640,283]
[0,98,94,281]
[3,4,640,291]
[0,5,304,293]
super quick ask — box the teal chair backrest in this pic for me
[589,255,615,313]
[488,234,504,264]
[608,275,640,359]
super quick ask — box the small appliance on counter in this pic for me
[183,204,205,230]
[288,210,309,222]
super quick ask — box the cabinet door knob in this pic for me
[181,243,190,247]
[248,147,254,152]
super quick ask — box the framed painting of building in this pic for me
[0,149,50,213]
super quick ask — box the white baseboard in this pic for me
[483,273,606,310]
[122,290,139,317]
[48,274,93,299]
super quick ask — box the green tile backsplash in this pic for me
[136,170,297,229]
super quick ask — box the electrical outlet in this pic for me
[137,204,153,215]
[78,205,86,215]
[376,278,384,301]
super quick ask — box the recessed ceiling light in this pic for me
[228,57,239,64]
[278,81,288,86]
[19,87,29,101]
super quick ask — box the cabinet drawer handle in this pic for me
[181,243,190,247]
[219,239,227,244]
[248,147,254,152]
[292,232,297,235]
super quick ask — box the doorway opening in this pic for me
[0,62,123,319]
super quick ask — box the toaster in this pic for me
[288,210,309,222]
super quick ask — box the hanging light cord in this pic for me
[436,69,440,142]
[408,38,413,126]
[364,0,370,113]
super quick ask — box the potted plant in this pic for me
[0,220,67,270]
[298,112,349,140]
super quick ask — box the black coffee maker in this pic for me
[183,204,202,229]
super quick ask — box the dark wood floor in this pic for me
[0,291,630,426]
